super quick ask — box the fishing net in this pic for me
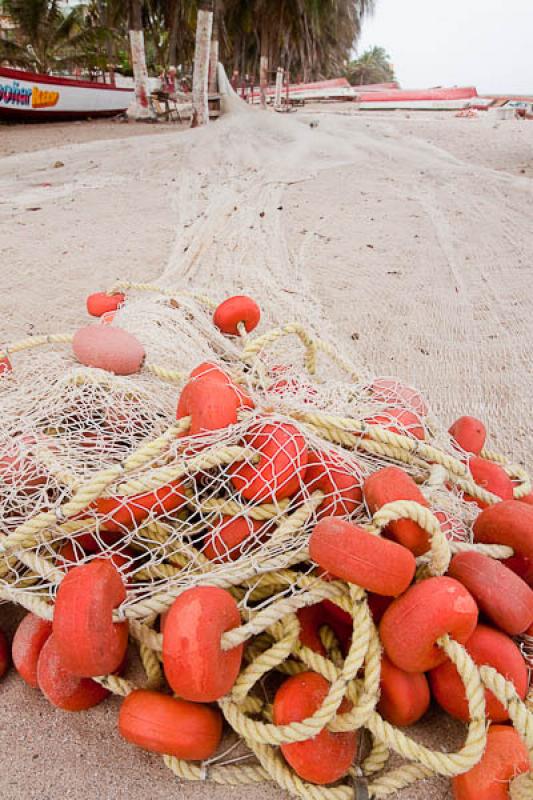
[1,68,532,799]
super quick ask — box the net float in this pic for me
[502,553,533,587]
[451,724,530,800]
[369,378,429,416]
[367,593,393,624]
[189,361,234,382]
[429,623,528,722]
[267,376,318,403]
[53,559,128,677]
[447,551,533,635]
[0,434,48,492]
[86,291,125,317]
[273,671,357,785]
[363,466,431,556]
[303,450,363,518]
[519,491,533,507]
[309,517,416,596]
[37,634,110,711]
[163,586,243,702]
[72,326,145,376]
[0,628,9,680]
[364,407,426,441]
[203,515,263,562]
[177,374,253,436]
[213,295,261,335]
[12,613,53,687]
[379,576,478,672]
[465,456,514,508]
[434,510,469,543]
[95,480,187,533]
[473,500,533,563]
[448,415,486,455]
[0,354,12,375]
[297,603,352,657]
[230,420,308,502]
[119,689,223,759]
[377,655,430,727]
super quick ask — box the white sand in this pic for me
[1,105,532,800]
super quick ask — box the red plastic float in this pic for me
[303,450,362,518]
[377,655,430,727]
[95,480,187,533]
[466,456,514,507]
[447,551,533,635]
[12,613,53,687]
[203,515,263,562]
[429,624,528,722]
[473,500,533,563]
[177,373,253,436]
[448,416,486,455]
[230,420,308,502]
[37,634,110,711]
[163,586,243,702]
[118,689,223,759]
[364,407,425,441]
[213,295,261,335]
[297,602,353,656]
[452,725,530,800]
[0,628,9,679]
[520,491,533,507]
[379,576,478,672]
[363,466,431,556]
[309,517,416,596]
[0,355,12,375]
[53,560,128,677]
[72,326,145,375]
[370,378,429,416]
[0,434,48,492]
[86,292,125,318]
[273,671,357,785]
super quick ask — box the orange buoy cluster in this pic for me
[1,290,532,800]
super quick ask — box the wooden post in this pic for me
[127,0,154,120]
[192,1,214,127]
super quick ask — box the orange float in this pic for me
[229,420,308,502]
[429,624,528,722]
[177,373,253,436]
[303,450,362,518]
[377,655,430,727]
[363,466,431,556]
[447,551,533,635]
[213,295,261,335]
[95,480,187,533]
[53,560,128,677]
[203,515,263,562]
[163,586,243,702]
[0,628,9,679]
[297,602,353,657]
[466,456,514,507]
[379,577,478,672]
[273,671,357,785]
[364,407,425,441]
[12,613,53,687]
[473,500,533,563]
[369,378,429,416]
[309,517,416,596]
[86,291,125,317]
[118,689,223,759]
[37,634,110,711]
[0,355,12,375]
[72,326,145,375]
[448,415,486,455]
[452,725,530,800]
[519,491,533,507]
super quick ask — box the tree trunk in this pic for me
[259,28,269,109]
[191,1,213,127]
[209,3,219,95]
[128,0,154,120]
[168,0,180,68]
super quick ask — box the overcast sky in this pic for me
[357,0,533,94]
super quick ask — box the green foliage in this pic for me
[344,45,395,86]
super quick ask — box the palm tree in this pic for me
[344,45,395,86]
[0,0,96,73]
[191,0,213,125]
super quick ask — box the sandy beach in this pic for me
[1,105,532,800]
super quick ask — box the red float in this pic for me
[448,552,533,635]
[364,407,425,441]
[377,655,430,727]
[203,515,263,562]
[379,577,478,672]
[213,295,261,335]
[95,480,187,533]
[86,291,125,317]
[273,671,357,785]
[303,450,363,518]
[37,634,110,711]
[12,613,53,687]
[119,689,223,759]
[163,586,243,702]
[466,457,514,508]
[369,378,429,416]
[452,725,530,800]
[177,374,253,436]
[0,355,12,375]
[229,420,308,502]
[473,500,533,562]
[53,560,128,677]
[309,517,416,596]
[72,325,145,375]
[429,624,528,722]
[364,466,431,556]
[0,434,48,492]
[448,416,486,455]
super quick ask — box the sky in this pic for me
[357,0,533,94]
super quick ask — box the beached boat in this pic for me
[0,66,133,121]
[247,78,399,104]
[356,87,490,111]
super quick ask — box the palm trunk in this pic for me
[191,1,214,127]
[209,3,219,95]
[259,28,269,109]
[128,0,154,120]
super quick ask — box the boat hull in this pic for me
[0,67,133,122]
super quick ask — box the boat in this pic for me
[0,66,133,121]
[246,78,400,104]
[356,87,490,111]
